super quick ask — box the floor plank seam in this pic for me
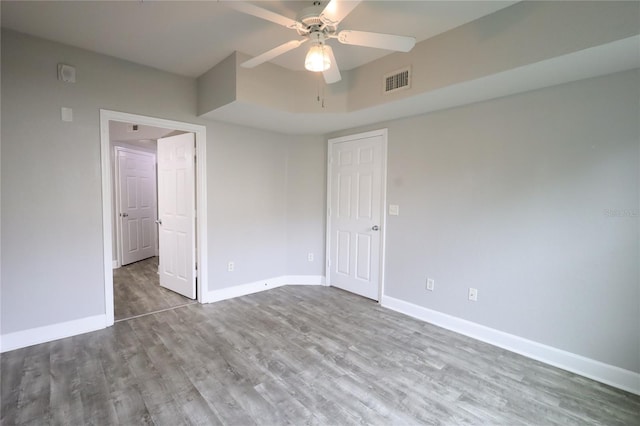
[115,301,198,323]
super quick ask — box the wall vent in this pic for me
[383,67,411,94]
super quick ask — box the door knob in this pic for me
[372,225,379,231]
[120,212,128,218]
[155,219,162,225]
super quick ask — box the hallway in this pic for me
[114,257,195,321]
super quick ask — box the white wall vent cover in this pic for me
[383,67,411,94]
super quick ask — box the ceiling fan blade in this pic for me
[225,1,299,30]
[320,0,362,26]
[337,30,416,52]
[323,45,342,84]
[241,39,306,68]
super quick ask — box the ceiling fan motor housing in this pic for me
[297,5,337,36]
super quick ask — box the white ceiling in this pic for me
[109,121,174,144]
[1,1,517,77]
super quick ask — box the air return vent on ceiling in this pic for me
[383,67,411,94]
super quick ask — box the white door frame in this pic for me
[100,109,208,326]
[114,146,157,269]
[325,128,388,301]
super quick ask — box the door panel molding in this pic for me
[157,133,196,299]
[326,129,388,301]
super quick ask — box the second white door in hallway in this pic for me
[117,148,157,266]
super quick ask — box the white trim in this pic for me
[204,276,326,303]
[112,260,120,269]
[100,110,208,327]
[326,129,388,301]
[381,295,640,396]
[286,275,326,286]
[195,127,208,305]
[0,315,107,353]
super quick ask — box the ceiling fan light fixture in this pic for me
[305,44,331,72]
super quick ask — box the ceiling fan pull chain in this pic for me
[315,72,326,108]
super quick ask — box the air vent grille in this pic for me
[383,67,411,94]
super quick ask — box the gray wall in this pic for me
[206,121,289,288]
[330,69,640,373]
[0,30,326,334]
[206,126,326,287]
[348,1,640,111]
[285,136,326,276]
[2,26,637,377]
[0,29,193,333]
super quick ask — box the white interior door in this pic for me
[117,149,157,266]
[328,131,386,300]
[157,133,196,299]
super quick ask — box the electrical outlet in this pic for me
[426,278,435,291]
[227,261,234,272]
[468,287,478,301]
[308,253,314,262]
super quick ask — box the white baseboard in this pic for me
[285,275,326,286]
[380,295,640,396]
[112,260,120,269]
[0,314,107,353]
[1,275,325,352]
[204,275,325,303]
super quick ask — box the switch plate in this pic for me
[389,204,400,216]
[426,278,434,291]
[61,107,73,122]
[227,261,234,272]
[308,253,314,262]
[468,287,478,301]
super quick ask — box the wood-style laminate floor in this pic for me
[1,286,639,425]
[114,257,194,321]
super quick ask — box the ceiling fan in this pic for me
[226,0,416,84]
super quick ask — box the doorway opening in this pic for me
[100,110,208,326]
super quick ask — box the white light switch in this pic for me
[389,204,399,216]
[61,107,73,122]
